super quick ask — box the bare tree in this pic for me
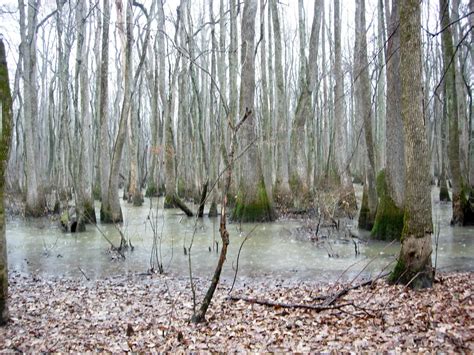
[372,0,405,240]
[289,0,322,207]
[333,0,357,213]
[390,0,433,288]
[439,0,465,225]
[0,38,12,325]
[355,0,378,230]
[271,0,290,203]
[99,0,112,221]
[19,0,46,216]
[233,0,275,222]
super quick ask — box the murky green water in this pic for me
[6,186,474,283]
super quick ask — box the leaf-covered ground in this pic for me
[1,271,472,352]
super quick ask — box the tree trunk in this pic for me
[164,1,183,208]
[439,0,464,225]
[233,0,275,222]
[372,0,405,240]
[0,38,12,325]
[270,0,290,202]
[20,0,45,217]
[99,0,112,221]
[333,0,357,214]
[390,0,433,289]
[74,0,96,227]
[289,0,322,207]
[354,0,378,229]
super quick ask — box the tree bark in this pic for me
[20,0,45,217]
[439,0,464,225]
[390,0,433,289]
[372,0,405,240]
[354,0,378,229]
[270,0,290,202]
[99,0,112,221]
[0,38,13,325]
[233,0,275,222]
[289,0,322,207]
[333,0,357,214]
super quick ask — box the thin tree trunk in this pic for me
[355,0,378,229]
[334,0,357,213]
[99,0,111,221]
[289,0,322,207]
[20,0,45,216]
[0,38,13,325]
[439,0,464,225]
[271,0,290,201]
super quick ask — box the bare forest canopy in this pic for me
[0,0,472,223]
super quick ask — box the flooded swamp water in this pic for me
[5,186,473,284]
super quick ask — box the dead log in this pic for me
[173,195,194,217]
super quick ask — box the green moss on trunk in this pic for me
[163,194,176,209]
[84,201,97,224]
[232,180,276,222]
[371,170,404,240]
[389,257,433,289]
[145,183,158,197]
[439,185,450,202]
[461,185,474,225]
[208,200,218,217]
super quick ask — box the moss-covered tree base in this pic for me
[132,192,144,207]
[100,205,123,223]
[273,179,292,208]
[145,183,159,198]
[371,170,404,241]
[84,201,97,224]
[208,200,218,217]
[25,197,47,218]
[439,185,451,202]
[371,196,404,240]
[358,185,374,230]
[163,194,176,209]
[389,257,433,289]
[93,185,101,201]
[461,186,474,225]
[232,181,276,222]
[289,173,312,210]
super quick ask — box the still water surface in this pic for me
[6,187,474,283]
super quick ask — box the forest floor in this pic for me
[0,271,472,352]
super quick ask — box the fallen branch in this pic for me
[173,195,194,217]
[323,272,389,306]
[227,295,353,312]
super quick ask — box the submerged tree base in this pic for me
[84,201,97,224]
[358,185,374,230]
[460,186,474,226]
[24,197,47,218]
[371,170,404,241]
[232,180,276,222]
[100,205,123,224]
[208,200,218,217]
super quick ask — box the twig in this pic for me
[78,266,90,281]
[228,225,258,295]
